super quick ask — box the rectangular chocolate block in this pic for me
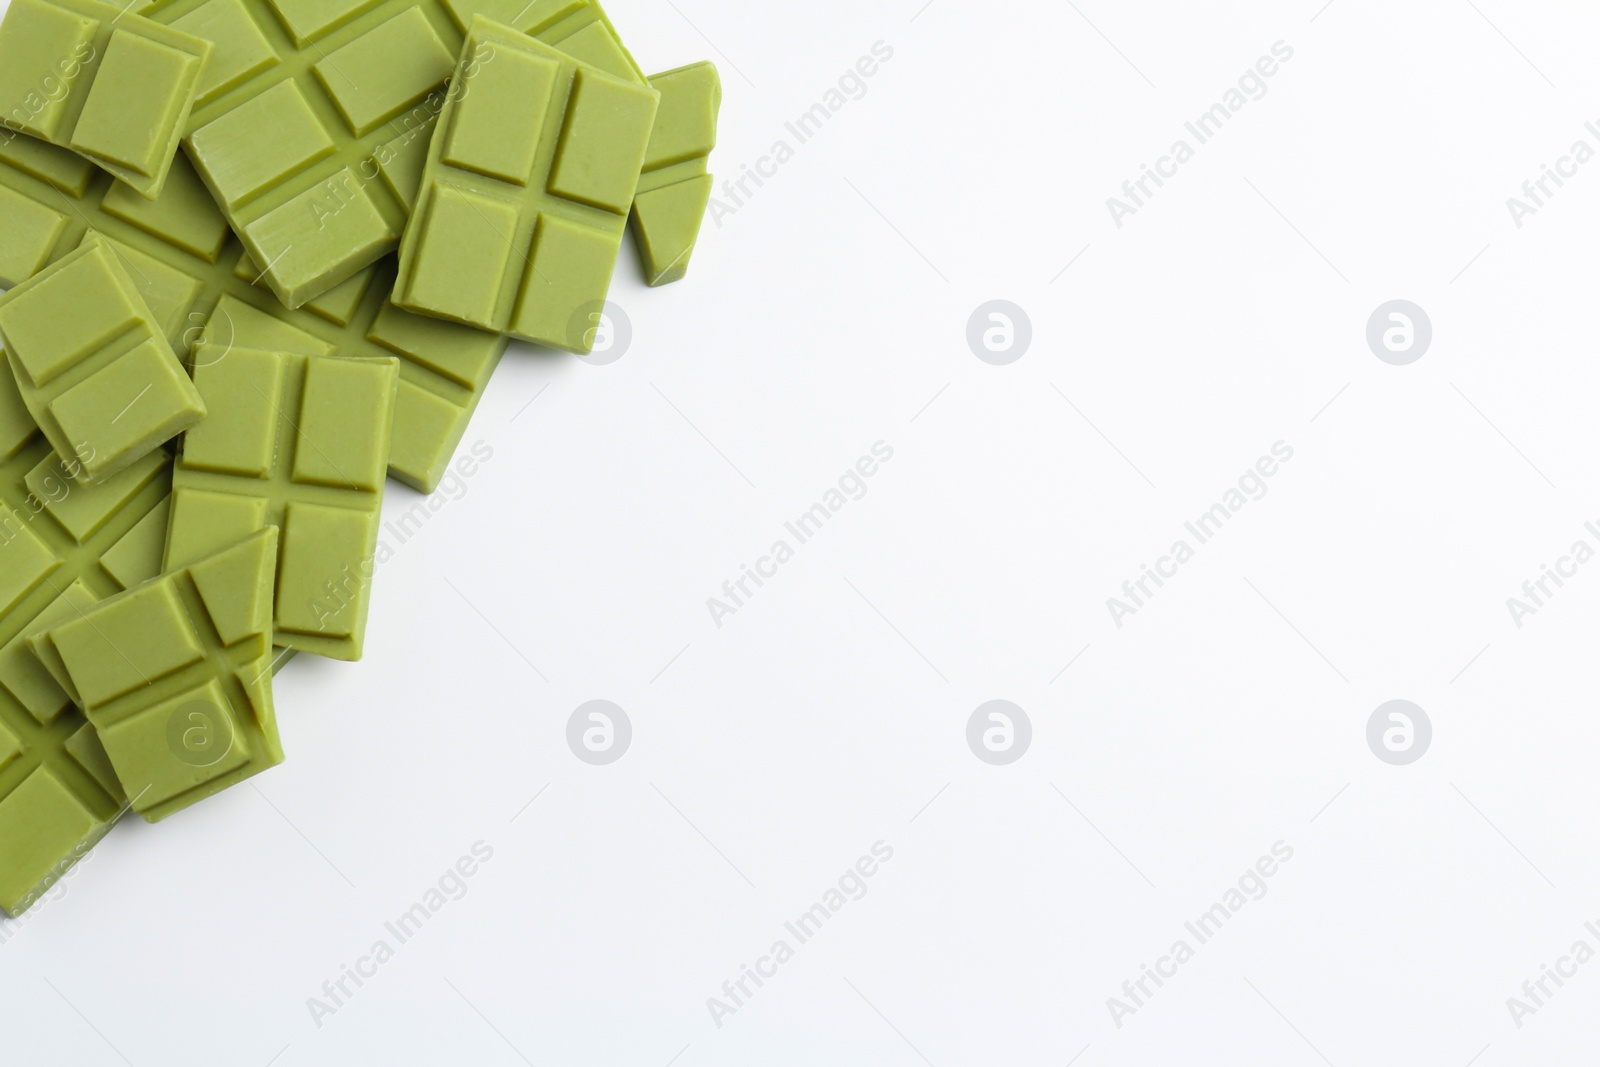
[0,239,205,486]
[392,17,658,350]
[0,130,505,493]
[32,527,283,822]
[165,344,397,660]
[128,0,644,308]
[0,356,170,915]
[0,0,211,197]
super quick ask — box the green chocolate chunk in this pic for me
[180,23,445,308]
[206,255,506,492]
[631,61,720,286]
[0,356,170,915]
[0,0,211,197]
[0,131,506,493]
[440,0,644,83]
[392,18,658,351]
[31,527,282,822]
[0,749,121,916]
[151,0,640,309]
[165,344,397,660]
[0,239,205,487]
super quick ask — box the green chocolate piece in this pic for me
[0,131,506,493]
[31,527,282,822]
[128,0,640,309]
[0,0,211,197]
[392,18,658,351]
[0,356,171,915]
[0,239,205,487]
[631,62,720,286]
[439,0,645,83]
[165,344,396,661]
[204,254,505,492]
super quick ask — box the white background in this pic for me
[8,0,1600,1063]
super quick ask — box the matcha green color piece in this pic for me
[0,357,171,915]
[631,62,720,286]
[32,527,282,822]
[165,344,397,661]
[0,0,211,197]
[0,131,506,493]
[439,0,644,83]
[393,18,658,351]
[0,240,205,487]
[121,0,641,309]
